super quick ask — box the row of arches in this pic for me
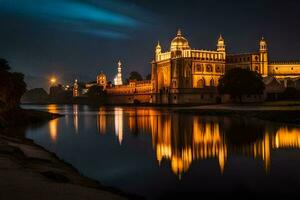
[196,78,216,88]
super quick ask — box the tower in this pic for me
[97,71,107,89]
[217,34,226,60]
[73,79,78,97]
[114,60,123,86]
[217,34,225,52]
[155,41,161,55]
[259,37,268,76]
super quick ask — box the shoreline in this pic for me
[4,104,300,199]
[0,109,141,200]
[174,106,300,125]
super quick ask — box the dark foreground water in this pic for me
[22,105,300,199]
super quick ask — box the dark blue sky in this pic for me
[1,0,300,89]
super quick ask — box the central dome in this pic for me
[170,29,190,51]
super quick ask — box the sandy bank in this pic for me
[0,109,141,200]
[0,133,140,200]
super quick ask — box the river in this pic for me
[22,104,300,199]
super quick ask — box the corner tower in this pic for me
[217,34,226,60]
[259,37,268,76]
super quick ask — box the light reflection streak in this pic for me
[97,107,106,134]
[49,118,58,142]
[76,108,300,178]
[73,104,78,133]
[114,107,123,145]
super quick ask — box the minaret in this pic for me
[217,34,226,60]
[114,60,123,85]
[73,79,78,97]
[155,41,161,61]
[217,34,225,52]
[259,37,268,76]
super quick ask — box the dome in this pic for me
[170,29,190,51]
[97,72,107,86]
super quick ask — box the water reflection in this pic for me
[49,118,58,142]
[97,107,106,134]
[47,104,58,113]
[45,106,300,177]
[90,108,300,177]
[114,107,123,145]
[73,105,78,133]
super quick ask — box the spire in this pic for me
[218,34,224,41]
[177,29,182,37]
[156,41,161,48]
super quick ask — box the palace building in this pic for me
[151,30,226,104]
[73,30,300,104]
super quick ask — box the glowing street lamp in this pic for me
[50,77,57,85]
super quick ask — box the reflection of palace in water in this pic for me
[96,108,300,177]
[47,105,300,177]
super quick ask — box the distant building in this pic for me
[114,61,123,86]
[97,72,107,89]
[73,79,79,97]
[73,30,300,104]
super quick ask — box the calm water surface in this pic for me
[23,105,300,199]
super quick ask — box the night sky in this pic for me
[1,0,300,89]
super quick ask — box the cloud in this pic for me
[76,29,129,39]
[0,0,147,39]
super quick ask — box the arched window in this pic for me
[206,65,213,72]
[255,66,259,71]
[210,79,215,87]
[197,78,205,88]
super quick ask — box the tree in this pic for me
[0,58,11,71]
[87,85,104,97]
[10,72,27,107]
[22,88,49,103]
[128,71,143,81]
[145,73,151,80]
[0,58,26,109]
[218,68,265,102]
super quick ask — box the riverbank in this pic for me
[0,108,61,128]
[0,109,140,200]
[175,104,300,125]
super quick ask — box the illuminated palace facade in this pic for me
[74,30,300,104]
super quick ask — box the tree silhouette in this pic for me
[218,68,265,102]
[0,58,27,110]
[128,71,143,81]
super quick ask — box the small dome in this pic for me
[170,29,190,51]
[260,37,267,44]
[97,72,106,78]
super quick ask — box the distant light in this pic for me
[50,77,57,85]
